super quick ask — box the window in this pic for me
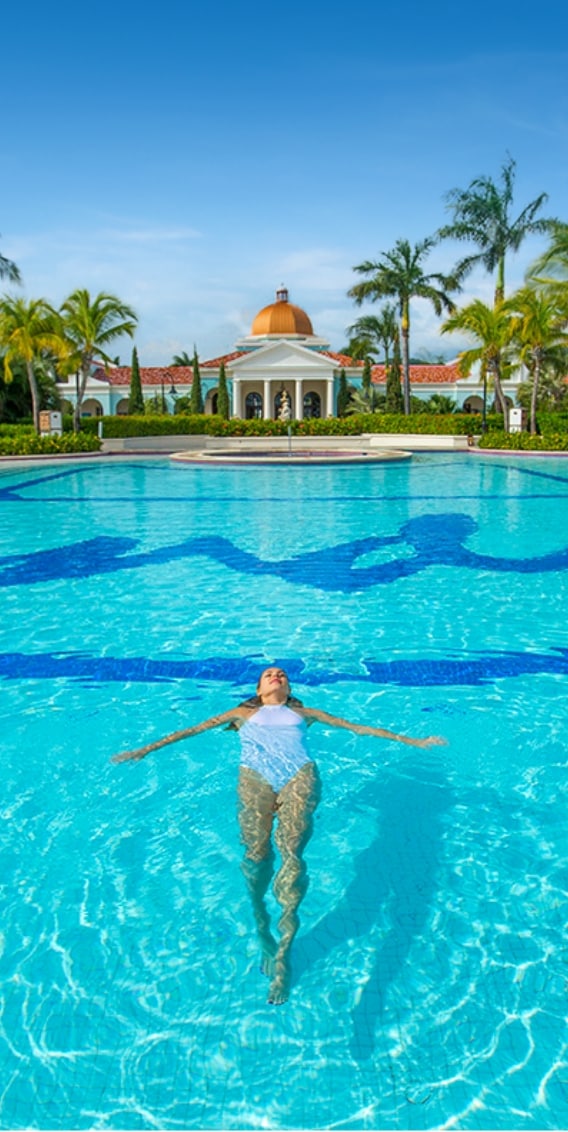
[245,392,263,419]
[303,391,321,419]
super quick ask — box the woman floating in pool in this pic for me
[112,667,444,1005]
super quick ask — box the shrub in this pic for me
[100,411,503,439]
[0,432,101,456]
[62,414,100,434]
[0,423,35,437]
[478,431,568,451]
[535,413,568,435]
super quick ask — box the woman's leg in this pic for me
[269,761,321,1004]
[237,766,278,974]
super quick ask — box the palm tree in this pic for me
[349,238,458,414]
[0,297,61,430]
[438,156,554,305]
[441,299,513,425]
[58,290,137,430]
[172,350,193,366]
[427,394,456,414]
[0,240,21,284]
[527,222,568,294]
[504,286,568,434]
[346,305,399,369]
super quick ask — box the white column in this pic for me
[295,379,303,420]
[232,378,241,418]
[263,379,271,420]
[326,378,335,417]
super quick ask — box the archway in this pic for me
[303,391,321,419]
[245,392,263,419]
[462,396,483,413]
[205,389,218,415]
[81,399,103,417]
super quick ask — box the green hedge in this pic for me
[478,431,568,451]
[101,411,502,438]
[535,413,568,435]
[0,433,102,456]
[0,423,35,437]
[62,414,100,435]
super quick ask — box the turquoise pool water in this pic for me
[1,452,567,1129]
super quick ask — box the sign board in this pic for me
[508,407,526,434]
[39,411,63,436]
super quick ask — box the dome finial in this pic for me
[276,284,288,303]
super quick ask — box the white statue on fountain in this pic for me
[278,389,292,422]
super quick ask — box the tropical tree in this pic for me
[441,299,513,424]
[527,221,568,298]
[129,346,144,414]
[515,354,568,413]
[189,347,203,414]
[58,290,137,431]
[340,335,375,361]
[349,238,458,414]
[504,286,568,433]
[0,353,60,422]
[426,394,457,414]
[346,306,399,368]
[0,241,21,284]
[217,361,229,418]
[385,330,404,413]
[438,157,554,305]
[172,350,193,366]
[361,356,371,395]
[0,297,62,430]
[144,389,168,414]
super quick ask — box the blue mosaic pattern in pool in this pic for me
[1,453,568,1130]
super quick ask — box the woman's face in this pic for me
[257,667,290,701]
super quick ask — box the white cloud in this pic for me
[100,226,202,243]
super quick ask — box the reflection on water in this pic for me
[1,455,567,1129]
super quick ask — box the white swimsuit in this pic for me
[239,703,311,792]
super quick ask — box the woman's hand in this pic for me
[111,746,151,763]
[409,735,447,748]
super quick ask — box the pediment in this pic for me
[229,341,335,373]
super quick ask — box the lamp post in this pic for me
[168,382,177,415]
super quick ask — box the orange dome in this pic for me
[251,287,314,337]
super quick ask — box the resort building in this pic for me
[56,287,520,418]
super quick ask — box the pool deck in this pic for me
[101,432,473,456]
[3,434,567,465]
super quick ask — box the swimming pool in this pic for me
[1,453,567,1129]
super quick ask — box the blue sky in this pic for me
[1,0,566,364]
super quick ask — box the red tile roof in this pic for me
[96,359,461,388]
[103,366,193,387]
[200,351,248,368]
[320,351,364,367]
[371,363,460,385]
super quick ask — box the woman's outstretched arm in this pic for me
[111,706,249,763]
[299,707,446,748]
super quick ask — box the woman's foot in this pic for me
[267,959,290,1004]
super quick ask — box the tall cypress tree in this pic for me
[337,369,351,416]
[385,333,404,413]
[129,346,144,414]
[217,361,229,418]
[189,346,204,414]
